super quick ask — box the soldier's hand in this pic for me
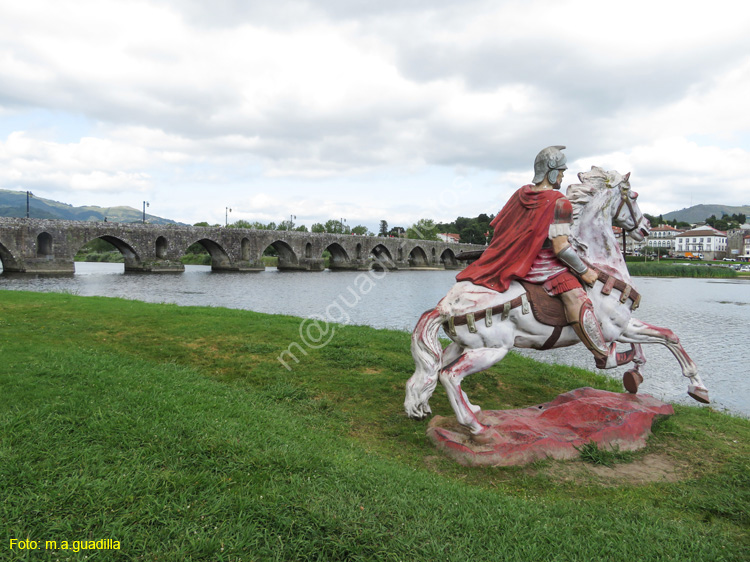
[581,268,598,287]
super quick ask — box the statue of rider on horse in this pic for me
[405,146,710,440]
[455,146,620,369]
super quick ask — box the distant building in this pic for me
[727,227,750,258]
[437,232,461,243]
[674,226,727,259]
[611,226,644,254]
[646,224,682,252]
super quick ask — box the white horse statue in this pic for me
[404,166,710,439]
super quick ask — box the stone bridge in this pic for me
[0,218,483,274]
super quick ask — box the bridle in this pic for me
[613,176,644,233]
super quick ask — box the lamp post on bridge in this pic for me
[226,207,232,227]
[340,218,346,234]
[290,214,296,231]
[142,201,149,223]
[26,191,33,218]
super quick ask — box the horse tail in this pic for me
[404,308,444,419]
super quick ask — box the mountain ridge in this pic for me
[0,189,182,225]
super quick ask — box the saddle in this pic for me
[518,281,568,327]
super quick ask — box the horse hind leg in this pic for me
[442,343,480,414]
[439,347,510,436]
[619,319,709,403]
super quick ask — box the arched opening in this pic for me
[356,243,362,259]
[262,240,298,270]
[408,246,429,268]
[155,236,168,259]
[441,248,459,269]
[36,232,53,257]
[431,247,437,262]
[305,242,313,259]
[398,247,404,261]
[370,244,394,271]
[184,238,232,270]
[241,238,252,261]
[0,241,21,273]
[75,236,140,271]
[325,243,350,270]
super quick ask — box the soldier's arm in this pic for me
[549,199,598,286]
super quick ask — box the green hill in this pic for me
[0,189,181,224]
[663,204,750,224]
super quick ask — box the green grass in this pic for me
[1,291,748,561]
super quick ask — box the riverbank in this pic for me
[627,261,739,277]
[1,291,747,560]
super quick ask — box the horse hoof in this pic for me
[622,370,643,394]
[471,428,499,446]
[688,385,710,404]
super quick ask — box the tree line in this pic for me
[645,212,746,231]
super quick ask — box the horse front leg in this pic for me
[439,347,509,436]
[619,318,709,403]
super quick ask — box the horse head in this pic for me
[612,172,650,241]
[569,166,650,241]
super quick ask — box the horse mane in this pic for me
[566,166,624,222]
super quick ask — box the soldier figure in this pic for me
[456,146,615,368]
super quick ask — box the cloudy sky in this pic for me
[1,0,749,230]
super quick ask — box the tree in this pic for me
[406,218,439,241]
[388,226,405,237]
[311,223,326,233]
[193,221,210,227]
[227,219,257,229]
[324,219,350,234]
[378,220,389,236]
[351,225,370,236]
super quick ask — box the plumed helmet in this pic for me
[532,145,568,184]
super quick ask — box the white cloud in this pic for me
[0,0,749,227]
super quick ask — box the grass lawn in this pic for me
[1,291,748,561]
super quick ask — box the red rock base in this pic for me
[427,387,674,467]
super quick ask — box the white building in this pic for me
[646,224,682,252]
[674,226,727,259]
[437,233,461,243]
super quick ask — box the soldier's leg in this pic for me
[560,288,614,368]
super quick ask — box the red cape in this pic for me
[456,186,565,292]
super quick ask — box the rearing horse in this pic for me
[404,166,710,438]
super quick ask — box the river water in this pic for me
[2,262,748,417]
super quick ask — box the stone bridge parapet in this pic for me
[0,218,483,274]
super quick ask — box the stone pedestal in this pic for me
[427,387,674,467]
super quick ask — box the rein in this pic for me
[614,188,641,232]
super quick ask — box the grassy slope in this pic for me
[1,291,748,561]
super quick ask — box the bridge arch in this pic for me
[370,244,394,270]
[187,238,233,270]
[79,235,141,270]
[408,246,429,268]
[305,242,313,259]
[264,240,298,270]
[440,248,459,269]
[37,232,54,257]
[0,241,21,271]
[325,242,350,270]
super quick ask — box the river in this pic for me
[2,262,748,417]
